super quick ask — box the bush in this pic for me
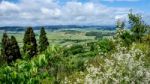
[64,44,150,84]
[98,39,115,54]
[120,31,133,47]
[0,54,53,84]
[63,45,85,56]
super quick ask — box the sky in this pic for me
[0,0,150,26]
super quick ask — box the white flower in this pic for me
[64,42,150,84]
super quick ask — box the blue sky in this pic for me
[9,0,149,12]
[0,0,150,26]
[8,0,150,12]
[101,0,150,12]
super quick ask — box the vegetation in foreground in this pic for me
[0,12,150,84]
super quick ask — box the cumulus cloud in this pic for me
[0,0,132,26]
[0,1,20,11]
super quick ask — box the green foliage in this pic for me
[0,13,150,83]
[85,32,103,39]
[86,42,99,55]
[0,53,53,84]
[39,27,49,52]
[143,34,150,44]
[23,27,37,58]
[120,31,133,47]
[128,13,147,42]
[98,39,115,54]
[63,44,85,57]
[85,31,114,39]
[0,50,6,67]
[70,45,85,55]
[1,33,21,63]
[10,36,22,60]
[1,33,9,63]
[0,33,8,64]
[64,44,150,84]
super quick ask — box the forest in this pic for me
[0,12,150,84]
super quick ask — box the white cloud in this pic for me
[0,0,137,26]
[0,1,20,11]
[41,8,61,17]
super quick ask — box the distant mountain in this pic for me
[0,25,116,32]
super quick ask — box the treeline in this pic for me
[85,31,115,39]
[0,27,49,64]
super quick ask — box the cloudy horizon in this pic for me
[0,0,149,26]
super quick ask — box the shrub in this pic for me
[64,44,150,84]
[120,30,133,47]
[98,39,115,54]
[0,54,53,84]
[63,45,85,56]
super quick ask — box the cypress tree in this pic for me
[1,33,9,63]
[1,33,13,63]
[11,36,21,60]
[1,33,21,63]
[1,33,9,50]
[39,27,49,52]
[23,27,37,58]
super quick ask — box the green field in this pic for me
[0,28,114,48]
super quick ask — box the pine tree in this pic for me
[11,36,21,60]
[23,27,37,58]
[39,27,49,52]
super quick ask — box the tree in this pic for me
[0,33,9,64]
[1,33,14,63]
[1,33,13,63]
[23,27,37,58]
[128,12,147,42]
[39,27,49,52]
[1,33,21,63]
[10,36,21,60]
[116,20,125,29]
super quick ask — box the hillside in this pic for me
[0,11,150,84]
